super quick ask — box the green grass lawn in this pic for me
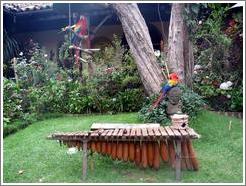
[3,111,243,183]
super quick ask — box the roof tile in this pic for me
[3,3,53,13]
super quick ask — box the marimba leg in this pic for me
[175,139,182,182]
[82,140,88,181]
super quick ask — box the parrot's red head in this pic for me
[169,73,179,81]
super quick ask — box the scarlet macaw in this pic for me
[149,73,179,112]
[62,15,89,65]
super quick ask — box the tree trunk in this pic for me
[111,3,164,95]
[167,4,194,87]
[183,24,194,88]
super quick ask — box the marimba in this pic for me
[48,123,200,182]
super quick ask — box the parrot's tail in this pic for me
[75,49,80,67]
[148,92,165,112]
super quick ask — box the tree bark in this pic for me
[167,4,194,87]
[111,3,164,95]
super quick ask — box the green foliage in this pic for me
[27,80,67,114]
[58,34,72,62]
[117,88,145,112]
[205,86,243,112]
[93,35,125,68]
[139,85,204,124]
[138,97,169,124]
[15,46,59,88]
[3,78,37,136]
[180,85,205,117]
[3,35,146,137]
[184,3,243,112]
[66,82,95,113]
[185,4,231,74]
[3,78,23,123]
[121,76,141,89]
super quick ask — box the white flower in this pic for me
[198,20,202,25]
[18,170,24,174]
[154,50,160,57]
[226,81,233,87]
[194,65,202,71]
[19,52,23,56]
[67,147,78,155]
[112,98,116,102]
[220,81,233,90]
[220,83,229,90]
[227,95,231,99]
[44,54,48,58]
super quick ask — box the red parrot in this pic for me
[148,73,179,112]
[62,15,89,65]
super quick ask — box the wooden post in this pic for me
[175,139,181,182]
[12,57,19,86]
[82,140,88,181]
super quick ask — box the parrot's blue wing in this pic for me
[162,84,172,94]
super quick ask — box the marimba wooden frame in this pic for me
[80,137,188,182]
[49,124,200,182]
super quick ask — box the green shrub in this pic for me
[138,97,170,124]
[66,83,95,113]
[184,4,243,112]
[180,85,205,117]
[3,123,19,137]
[117,88,145,112]
[121,76,141,89]
[3,78,23,123]
[139,85,204,125]
[3,78,38,137]
[27,80,69,114]
[15,42,59,89]
[205,86,243,112]
[3,36,147,137]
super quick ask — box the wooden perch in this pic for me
[74,55,88,63]
[69,45,100,55]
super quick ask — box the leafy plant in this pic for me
[139,85,204,125]
[184,3,243,112]
[3,78,23,123]
[3,35,147,137]
[15,42,59,88]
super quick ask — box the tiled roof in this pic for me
[3,3,53,13]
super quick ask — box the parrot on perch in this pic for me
[148,73,179,112]
[61,15,89,65]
